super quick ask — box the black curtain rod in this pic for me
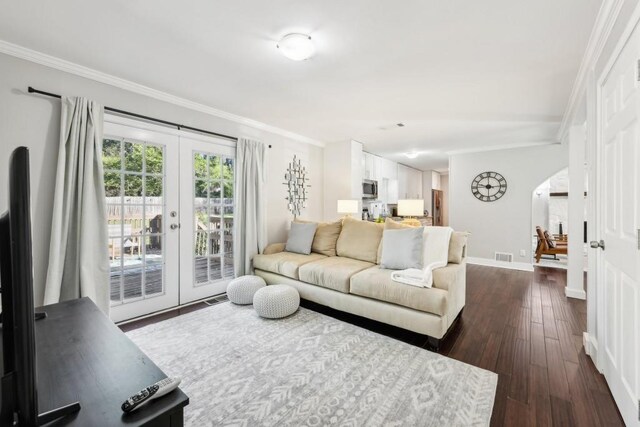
[28,86,271,147]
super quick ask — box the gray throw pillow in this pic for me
[380,227,424,270]
[285,222,318,255]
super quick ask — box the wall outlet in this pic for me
[519,249,526,257]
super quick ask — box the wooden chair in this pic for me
[535,226,568,263]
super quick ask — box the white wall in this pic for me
[532,181,550,234]
[548,168,569,234]
[449,144,568,263]
[440,173,449,226]
[422,171,433,214]
[0,53,324,307]
[323,140,362,221]
[422,170,441,215]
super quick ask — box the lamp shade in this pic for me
[398,199,424,217]
[337,200,359,214]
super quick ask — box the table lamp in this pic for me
[337,200,359,218]
[397,199,423,227]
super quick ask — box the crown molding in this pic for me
[557,0,625,142]
[446,140,558,156]
[0,39,325,147]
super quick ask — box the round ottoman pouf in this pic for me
[226,275,266,305]
[253,285,300,319]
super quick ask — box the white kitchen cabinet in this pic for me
[364,152,398,184]
[398,164,409,199]
[387,179,399,204]
[398,164,423,200]
[363,152,374,180]
[381,157,398,180]
[412,168,423,199]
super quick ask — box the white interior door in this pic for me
[598,21,640,427]
[103,119,180,323]
[179,136,236,304]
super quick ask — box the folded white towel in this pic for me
[391,226,453,288]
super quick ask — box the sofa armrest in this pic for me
[263,243,286,255]
[432,261,466,328]
[448,231,470,264]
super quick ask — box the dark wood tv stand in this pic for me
[3,297,189,426]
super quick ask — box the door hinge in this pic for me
[637,229,640,250]
[637,60,640,81]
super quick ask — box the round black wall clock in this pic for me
[471,171,507,202]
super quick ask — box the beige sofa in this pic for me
[252,217,468,348]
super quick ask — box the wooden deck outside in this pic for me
[110,254,233,301]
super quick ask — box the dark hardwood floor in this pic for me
[120,264,624,426]
[442,265,623,427]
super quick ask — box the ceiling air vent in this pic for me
[495,252,513,263]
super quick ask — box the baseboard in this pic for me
[466,257,534,272]
[565,287,587,300]
[583,332,601,372]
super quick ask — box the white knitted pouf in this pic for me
[226,275,266,305]
[253,285,300,319]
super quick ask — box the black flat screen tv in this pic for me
[0,147,80,425]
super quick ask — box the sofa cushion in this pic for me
[253,252,326,280]
[299,256,374,293]
[384,217,415,230]
[350,266,448,316]
[448,231,469,264]
[263,242,286,255]
[336,217,383,263]
[295,219,342,256]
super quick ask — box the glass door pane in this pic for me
[104,138,166,303]
[180,137,235,304]
[103,118,180,322]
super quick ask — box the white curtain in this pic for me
[44,97,110,314]
[234,138,267,276]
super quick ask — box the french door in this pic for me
[597,20,640,427]
[179,136,235,303]
[103,117,235,322]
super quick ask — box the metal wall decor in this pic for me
[284,155,311,217]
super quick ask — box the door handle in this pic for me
[170,223,180,230]
[589,240,605,250]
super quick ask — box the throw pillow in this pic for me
[380,227,425,270]
[295,219,342,256]
[285,222,318,255]
[377,217,416,263]
[336,217,384,263]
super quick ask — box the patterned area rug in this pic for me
[127,303,497,426]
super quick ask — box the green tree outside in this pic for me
[103,140,234,201]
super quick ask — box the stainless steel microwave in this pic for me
[362,179,378,199]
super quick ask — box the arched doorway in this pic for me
[531,168,572,268]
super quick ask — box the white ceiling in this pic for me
[0,0,601,171]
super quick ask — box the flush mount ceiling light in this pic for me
[277,33,315,61]
[404,152,419,159]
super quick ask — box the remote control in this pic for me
[121,377,182,413]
